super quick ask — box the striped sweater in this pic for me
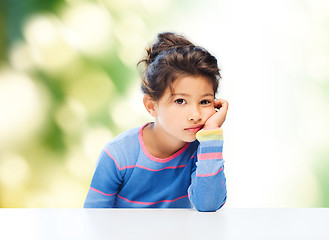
[84,123,227,212]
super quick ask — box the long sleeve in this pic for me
[188,128,227,212]
[84,148,123,208]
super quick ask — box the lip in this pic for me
[184,124,204,133]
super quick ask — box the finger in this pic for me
[214,99,227,105]
[214,99,228,109]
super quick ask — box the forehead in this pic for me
[171,75,214,95]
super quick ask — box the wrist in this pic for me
[196,128,223,141]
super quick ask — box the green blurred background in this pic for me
[0,0,328,207]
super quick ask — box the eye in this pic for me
[200,99,211,105]
[175,99,186,105]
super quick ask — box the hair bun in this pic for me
[139,32,220,100]
[143,32,194,66]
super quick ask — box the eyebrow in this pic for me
[172,93,214,97]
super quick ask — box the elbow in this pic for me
[195,203,224,212]
[194,196,227,212]
[83,200,95,208]
[195,206,218,212]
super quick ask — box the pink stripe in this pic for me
[198,152,222,160]
[136,164,186,172]
[196,166,223,177]
[90,187,117,196]
[117,194,188,205]
[104,148,135,170]
[104,136,188,171]
[120,165,136,170]
[138,122,190,163]
[103,148,120,169]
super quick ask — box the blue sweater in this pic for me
[84,123,227,211]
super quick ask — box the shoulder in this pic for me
[104,126,140,154]
[105,126,140,148]
[101,125,142,166]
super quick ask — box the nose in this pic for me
[187,105,202,122]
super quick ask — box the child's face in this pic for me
[154,75,216,143]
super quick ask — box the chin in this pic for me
[182,135,197,143]
[176,131,197,143]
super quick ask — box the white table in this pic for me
[0,208,328,240]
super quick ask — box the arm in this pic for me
[84,147,123,208]
[188,99,228,211]
[188,128,227,212]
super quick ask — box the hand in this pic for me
[204,99,229,129]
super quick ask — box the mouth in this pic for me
[184,124,204,133]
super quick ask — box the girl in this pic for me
[84,32,228,212]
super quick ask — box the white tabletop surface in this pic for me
[0,208,328,240]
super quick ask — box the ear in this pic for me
[143,94,157,117]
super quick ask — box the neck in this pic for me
[142,122,186,159]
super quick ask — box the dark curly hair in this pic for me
[138,32,221,101]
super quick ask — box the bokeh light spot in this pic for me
[23,14,77,72]
[0,154,30,189]
[54,98,87,135]
[0,69,48,149]
[66,69,114,114]
[62,2,113,57]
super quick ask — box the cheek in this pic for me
[160,108,181,123]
